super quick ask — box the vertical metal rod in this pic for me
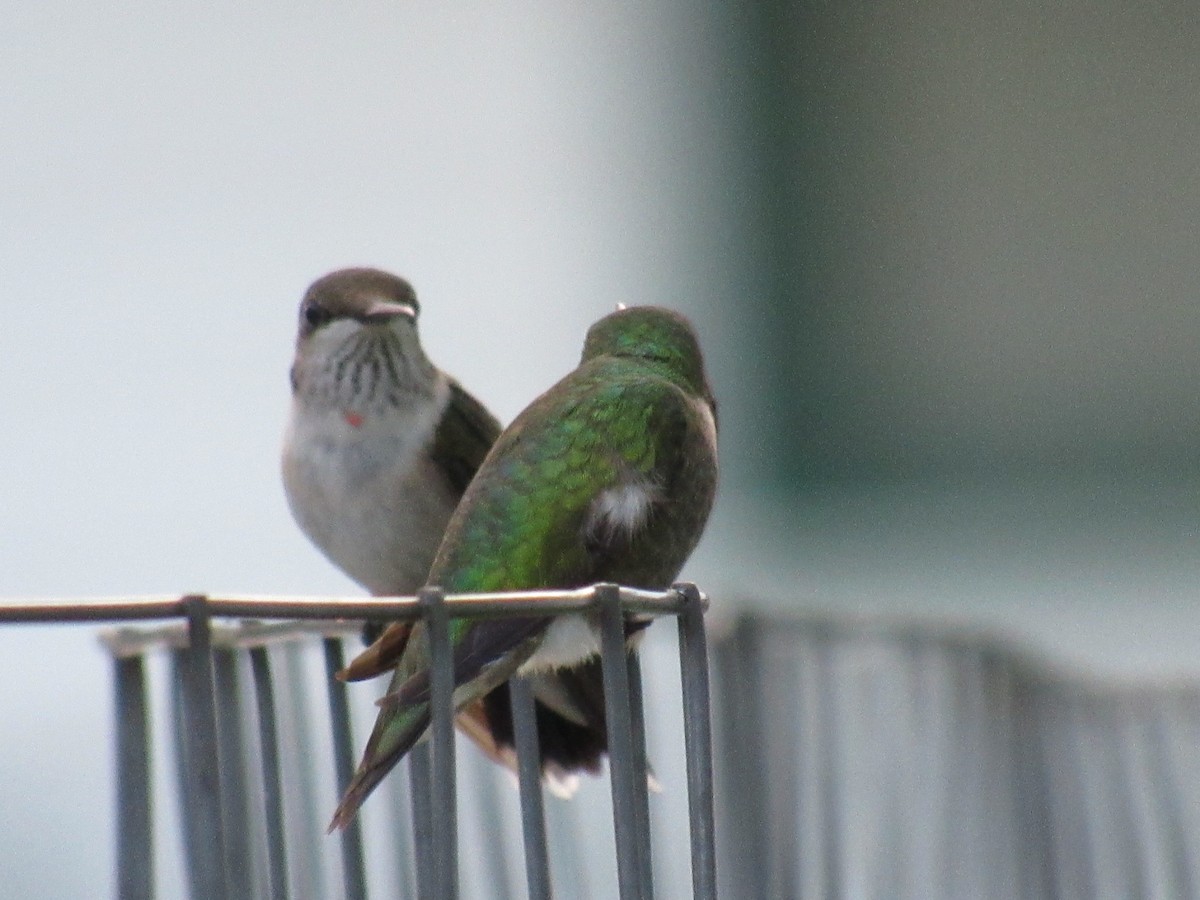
[409,744,434,899]
[323,638,368,900]
[181,594,230,900]
[170,651,203,898]
[597,583,646,900]
[510,677,552,900]
[674,583,717,900]
[421,586,459,899]
[249,647,290,900]
[114,654,154,900]
[213,649,254,895]
[626,651,657,898]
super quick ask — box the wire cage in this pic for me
[11,584,1195,899]
[2,583,714,900]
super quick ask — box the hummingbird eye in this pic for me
[302,302,332,330]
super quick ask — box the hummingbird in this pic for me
[331,304,719,828]
[281,267,616,785]
[282,267,500,609]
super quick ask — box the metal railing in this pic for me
[0,583,715,900]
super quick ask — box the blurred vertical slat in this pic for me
[180,595,229,900]
[712,613,769,900]
[626,652,656,898]
[277,644,326,897]
[463,741,515,900]
[248,647,290,900]
[510,677,551,900]
[213,647,256,897]
[408,744,434,899]
[597,582,650,900]
[674,583,717,900]
[323,638,368,900]
[114,654,154,900]
[170,650,202,898]
[384,757,418,897]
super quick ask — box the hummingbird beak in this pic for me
[361,299,417,323]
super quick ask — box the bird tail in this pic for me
[328,698,430,831]
[338,621,415,682]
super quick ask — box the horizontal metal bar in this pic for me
[0,597,187,622]
[5,585,707,627]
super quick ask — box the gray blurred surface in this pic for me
[713,612,1200,900]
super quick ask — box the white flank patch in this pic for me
[589,479,656,539]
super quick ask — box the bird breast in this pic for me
[281,379,455,593]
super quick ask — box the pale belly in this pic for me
[282,404,456,595]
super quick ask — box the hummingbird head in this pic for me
[290,268,440,407]
[581,305,717,413]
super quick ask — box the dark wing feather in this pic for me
[379,616,550,709]
[430,379,502,495]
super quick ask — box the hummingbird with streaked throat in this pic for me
[331,304,719,828]
[282,268,499,605]
[282,267,620,787]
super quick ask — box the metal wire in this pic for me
[674,582,717,900]
[62,583,715,900]
[180,595,230,900]
[323,638,368,900]
[248,647,290,900]
[510,677,551,900]
[7,585,696,626]
[422,586,460,900]
[113,655,153,900]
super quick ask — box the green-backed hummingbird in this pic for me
[281,267,616,785]
[331,304,719,828]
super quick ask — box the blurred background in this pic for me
[4,1,1200,897]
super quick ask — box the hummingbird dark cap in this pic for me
[297,268,420,339]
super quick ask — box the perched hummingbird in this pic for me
[282,267,500,606]
[282,267,615,783]
[331,304,719,828]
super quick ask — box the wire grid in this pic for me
[1,583,715,900]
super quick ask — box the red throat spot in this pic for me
[344,411,364,428]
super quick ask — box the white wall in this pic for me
[0,5,737,895]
